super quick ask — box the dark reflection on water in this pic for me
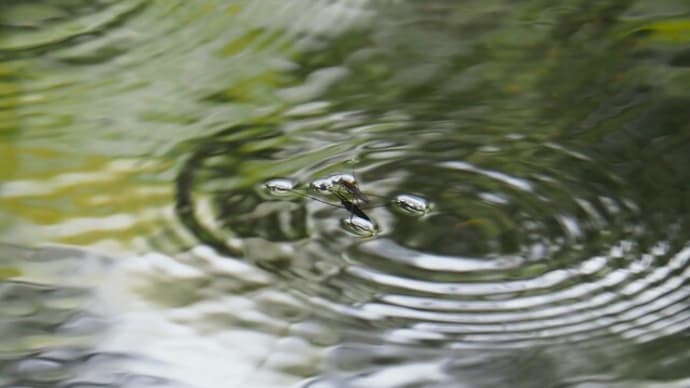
[2,0,690,387]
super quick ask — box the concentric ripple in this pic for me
[175,121,690,350]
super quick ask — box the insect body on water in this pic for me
[331,185,372,222]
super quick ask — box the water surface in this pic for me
[1,1,690,387]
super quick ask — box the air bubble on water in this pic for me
[392,194,431,215]
[264,178,296,196]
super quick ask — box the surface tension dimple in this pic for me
[392,194,431,216]
[264,178,297,196]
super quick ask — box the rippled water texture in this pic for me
[2,1,690,387]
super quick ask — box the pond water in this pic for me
[1,1,690,387]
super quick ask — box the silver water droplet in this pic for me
[393,194,430,215]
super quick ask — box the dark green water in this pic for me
[1,1,689,387]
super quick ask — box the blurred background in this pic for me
[1,1,689,387]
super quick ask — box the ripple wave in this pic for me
[174,120,690,350]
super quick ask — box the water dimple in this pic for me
[341,215,378,237]
[392,194,431,216]
[310,177,337,193]
[264,178,298,196]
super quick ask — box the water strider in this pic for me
[264,172,430,229]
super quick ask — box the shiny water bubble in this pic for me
[392,194,431,216]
